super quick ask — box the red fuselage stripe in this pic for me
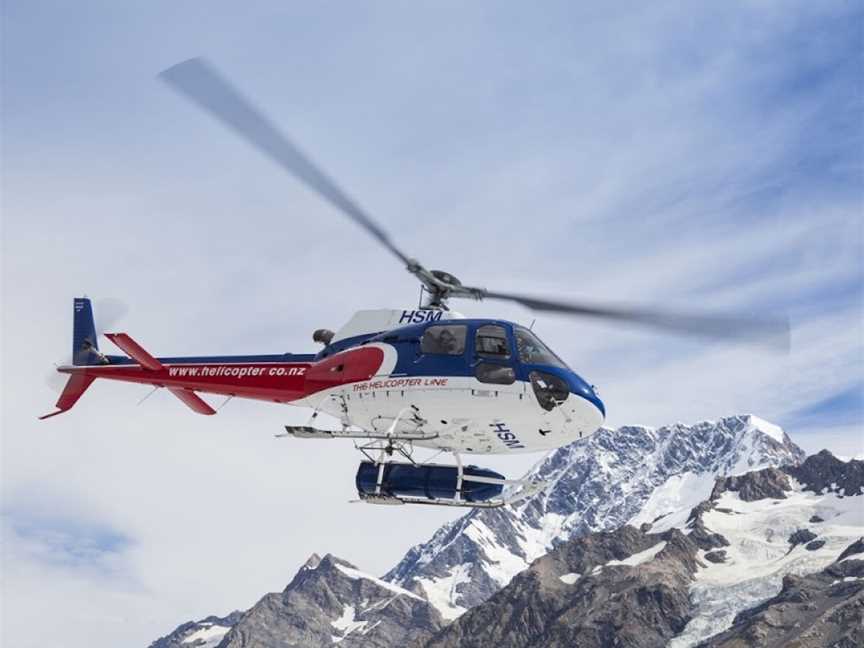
[65,363,312,403]
[62,347,387,405]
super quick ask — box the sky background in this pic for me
[2,1,862,646]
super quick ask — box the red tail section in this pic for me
[104,333,164,371]
[39,373,96,420]
[167,388,216,415]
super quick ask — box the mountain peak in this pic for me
[739,414,787,443]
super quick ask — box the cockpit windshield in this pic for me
[515,327,568,369]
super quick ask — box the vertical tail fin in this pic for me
[73,297,103,366]
[40,297,103,419]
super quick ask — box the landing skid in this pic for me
[280,425,439,442]
[278,401,436,442]
[279,406,547,509]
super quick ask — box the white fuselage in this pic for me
[296,343,604,455]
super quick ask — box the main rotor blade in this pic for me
[482,290,790,351]
[159,58,414,267]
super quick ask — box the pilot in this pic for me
[517,337,536,362]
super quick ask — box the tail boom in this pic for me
[42,298,317,419]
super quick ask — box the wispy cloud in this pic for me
[2,506,133,577]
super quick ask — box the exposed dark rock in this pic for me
[684,501,730,551]
[785,450,864,496]
[418,526,701,648]
[810,514,825,523]
[698,542,864,648]
[704,550,727,563]
[710,467,791,502]
[805,539,826,551]
[838,537,864,562]
[788,528,818,547]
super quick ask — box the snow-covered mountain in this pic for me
[384,415,804,617]
[420,451,863,648]
[147,414,812,647]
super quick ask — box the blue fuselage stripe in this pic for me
[103,353,316,365]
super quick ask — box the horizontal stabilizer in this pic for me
[104,333,164,371]
[168,388,216,415]
[39,373,97,420]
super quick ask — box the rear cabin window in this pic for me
[421,325,467,355]
[475,325,510,358]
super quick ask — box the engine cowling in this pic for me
[304,347,384,393]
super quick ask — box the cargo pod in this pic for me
[354,453,548,509]
[356,461,504,502]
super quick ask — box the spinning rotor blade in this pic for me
[95,297,129,334]
[483,290,790,350]
[46,363,70,392]
[159,58,789,350]
[159,58,416,269]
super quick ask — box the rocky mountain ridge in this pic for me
[149,612,244,648]
[224,553,442,648]
[417,452,864,647]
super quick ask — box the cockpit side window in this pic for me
[475,325,510,358]
[420,325,467,355]
[515,327,567,368]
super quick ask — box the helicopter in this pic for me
[41,58,789,509]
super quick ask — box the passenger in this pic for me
[438,328,459,354]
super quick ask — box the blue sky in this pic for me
[2,2,862,646]
[4,504,131,573]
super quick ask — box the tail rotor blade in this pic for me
[95,298,129,334]
[46,367,68,392]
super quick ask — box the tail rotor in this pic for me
[42,297,129,418]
